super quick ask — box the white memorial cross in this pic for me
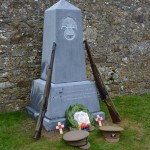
[56,122,64,134]
[96,115,103,127]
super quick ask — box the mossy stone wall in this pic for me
[0,0,150,112]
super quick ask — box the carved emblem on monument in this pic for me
[61,17,77,40]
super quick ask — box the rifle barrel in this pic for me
[84,40,121,123]
[34,42,56,139]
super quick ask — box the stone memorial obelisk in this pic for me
[26,0,105,130]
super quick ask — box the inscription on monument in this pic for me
[51,83,97,102]
[61,17,77,40]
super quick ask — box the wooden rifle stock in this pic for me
[84,40,121,123]
[34,42,56,139]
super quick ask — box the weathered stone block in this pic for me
[93,55,107,63]
[0,82,15,89]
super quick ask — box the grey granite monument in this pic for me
[26,0,105,131]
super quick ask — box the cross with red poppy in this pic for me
[56,122,64,134]
[95,115,103,126]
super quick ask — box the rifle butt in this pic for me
[104,101,121,123]
[34,130,41,140]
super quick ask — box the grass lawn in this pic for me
[0,94,150,150]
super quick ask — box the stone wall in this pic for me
[0,0,150,112]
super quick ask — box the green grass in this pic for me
[0,94,150,150]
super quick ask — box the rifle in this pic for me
[34,42,56,139]
[84,40,121,123]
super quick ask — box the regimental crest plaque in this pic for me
[61,17,77,40]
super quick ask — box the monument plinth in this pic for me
[26,0,105,131]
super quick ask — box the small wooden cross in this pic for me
[95,115,103,126]
[56,122,64,134]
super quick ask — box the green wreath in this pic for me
[65,103,95,129]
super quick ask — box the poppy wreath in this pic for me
[65,103,95,130]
